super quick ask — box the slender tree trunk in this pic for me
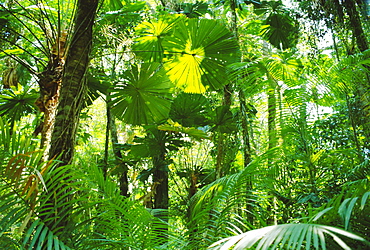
[239,90,252,167]
[107,106,129,197]
[267,76,277,156]
[45,0,98,233]
[215,66,233,179]
[342,0,370,147]
[152,129,169,211]
[267,75,278,225]
[151,129,169,243]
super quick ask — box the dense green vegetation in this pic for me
[0,0,369,249]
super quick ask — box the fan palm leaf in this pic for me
[133,17,239,93]
[163,18,239,93]
[169,92,210,127]
[0,86,38,125]
[110,62,173,125]
[133,15,181,62]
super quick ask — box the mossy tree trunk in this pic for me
[49,0,98,163]
[45,0,99,233]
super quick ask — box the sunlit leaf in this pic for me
[163,18,239,93]
[110,63,173,125]
[133,15,183,62]
[0,49,24,58]
[134,17,239,93]
[158,121,210,140]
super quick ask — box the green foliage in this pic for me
[209,223,368,250]
[1,0,370,249]
[247,0,299,49]
[0,86,38,125]
[133,16,239,93]
[0,116,170,249]
[261,12,299,50]
[131,126,191,182]
[211,106,238,133]
[169,93,210,127]
[110,62,173,125]
[178,2,209,18]
[186,165,259,249]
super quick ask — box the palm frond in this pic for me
[0,116,74,248]
[209,223,369,250]
[70,161,168,249]
[22,219,71,250]
[187,164,261,249]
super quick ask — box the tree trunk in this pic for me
[152,130,169,211]
[151,129,169,243]
[342,0,370,147]
[45,0,98,233]
[108,106,129,197]
[343,0,369,52]
[215,83,233,179]
[267,76,277,156]
[267,75,278,225]
[34,33,67,160]
[49,0,98,163]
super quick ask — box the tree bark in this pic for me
[151,129,169,243]
[267,76,277,155]
[342,0,370,147]
[215,83,233,179]
[152,130,169,211]
[108,106,129,197]
[49,0,98,163]
[343,0,369,52]
[44,0,98,234]
[35,33,67,160]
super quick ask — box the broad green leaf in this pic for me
[133,15,183,62]
[211,106,237,133]
[110,63,173,125]
[164,18,239,93]
[0,87,38,123]
[261,13,299,50]
[266,52,303,85]
[180,2,209,18]
[361,192,370,210]
[100,2,146,26]
[84,75,109,108]
[158,121,210,140]
[169,93,210,127]
[310,207,334,222]
[338,197,358,230]
[105,0,124,11]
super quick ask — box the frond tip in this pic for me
[208,223,369,250]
